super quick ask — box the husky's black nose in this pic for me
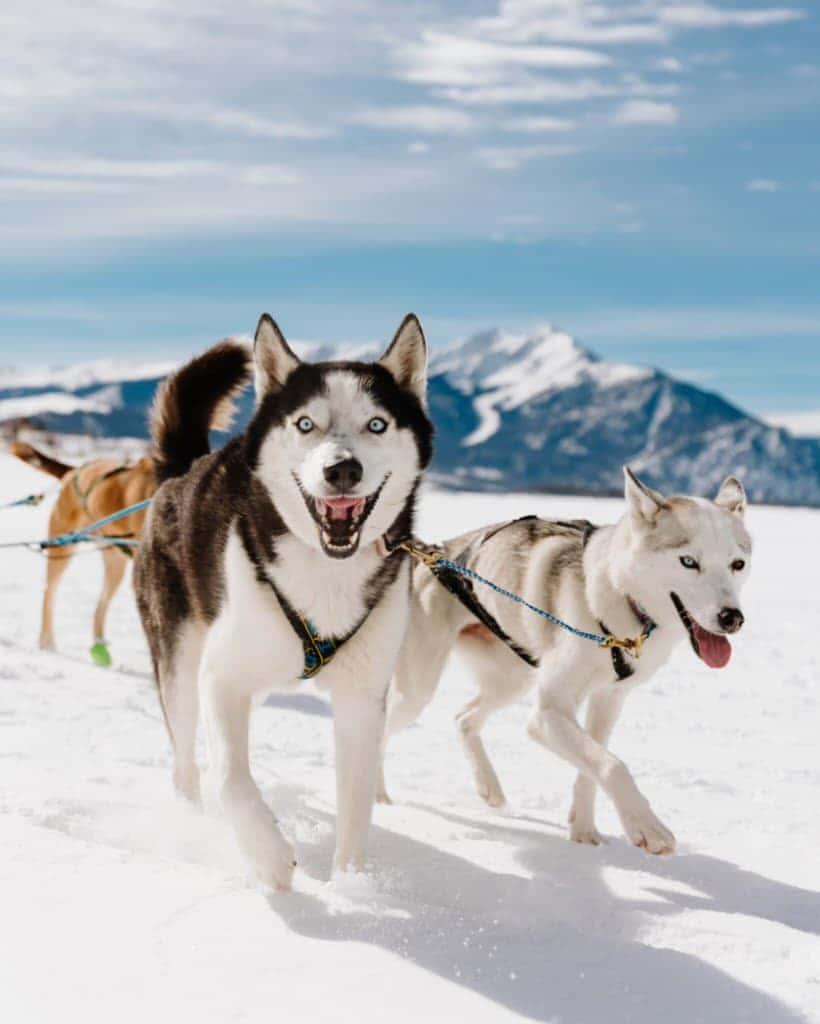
[718,607,744,633]
[323,457,363,492]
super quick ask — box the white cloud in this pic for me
[613,101,680,125]
[659,5,806,29]
[746,178,781,192]
[473,7,667,46]
[399,31,611,88]
[765,410,820,436]
[0,0,813,245]
[440,77,618,106]
[654,57,686,73]
[476,143,580,171]
[0,176,129,194]
[0,154,226,181]
[157,105,334,141]
[349,105,477,134]
[568,307,820,343]
[502,115,575,133]
[789,63,820,78]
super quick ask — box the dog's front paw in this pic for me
[568,818,604,845]
[620,804,676,856]
[236,822,296,890]
[568,804,603,845]
[252,834,297,891]
[477,778,507,809]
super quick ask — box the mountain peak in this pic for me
[431,324,651,447]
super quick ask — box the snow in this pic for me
[1,360,179,391]
[1,452,819,1024]
[0,384,122,421]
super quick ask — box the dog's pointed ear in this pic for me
[715,476,746,519]
[378,313,428,406]
[254,313,300,395]
[624,466,669,524]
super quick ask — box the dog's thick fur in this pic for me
[381,470,752,855]
[133,315,433,887]
[10,442,155,653]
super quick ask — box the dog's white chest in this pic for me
[267,534,382,639]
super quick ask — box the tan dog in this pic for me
[10,442,155,665]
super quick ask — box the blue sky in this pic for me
[1,1,819,432]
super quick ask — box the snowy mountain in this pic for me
[426,327,820,505]
[3,326,820,505]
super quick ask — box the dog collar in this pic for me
[600,596,657,681]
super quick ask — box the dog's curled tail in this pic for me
[9,442,74,479]
[150,339,253,484]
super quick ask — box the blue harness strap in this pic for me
[0,492,47,510]
[264,575,369,679]
[401,540,657,662]
[0,498,151,551]
[299,617,341,678]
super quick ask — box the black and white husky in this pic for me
[134,314,433,888]
[381,470,751,856]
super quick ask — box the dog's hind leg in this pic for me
[455,637,532,808]
[567,688,626,845]
[40,546,73,651]
[378,591,461,804]
[159,622,206,803]
[90,547,128,665]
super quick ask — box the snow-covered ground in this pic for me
[1,451,818,1024]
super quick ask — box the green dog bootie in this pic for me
[90,641,113,668]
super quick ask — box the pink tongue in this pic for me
[323,497,364,521]
[693,623,732,668]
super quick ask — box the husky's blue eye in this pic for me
[296,416,314,434]
[680,555,699,570]
[367,417,387,434]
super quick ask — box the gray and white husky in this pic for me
[134,313,433,888]
[381,470,751,855]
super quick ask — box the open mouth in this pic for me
[294,475,387,558]
[670,592,732,669]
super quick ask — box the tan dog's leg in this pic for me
[40,548,73,650]
[93,547,128,645]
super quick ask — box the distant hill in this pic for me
[3,328,819,505]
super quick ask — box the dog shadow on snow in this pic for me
[265,782,818,1024]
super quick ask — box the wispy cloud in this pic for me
[125,102,335,141]
[613,101,680,125]
[569,307,820,343]
[399,32,612,88]
[439,77,618,106]
[348,105,477,134]
[765,409,820,437]
[476,144,581,171]
[654,57,687,73]
[746,178,782,192]
[502,115,575,133]
[0,0,815,245]
[658,5,805,29]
